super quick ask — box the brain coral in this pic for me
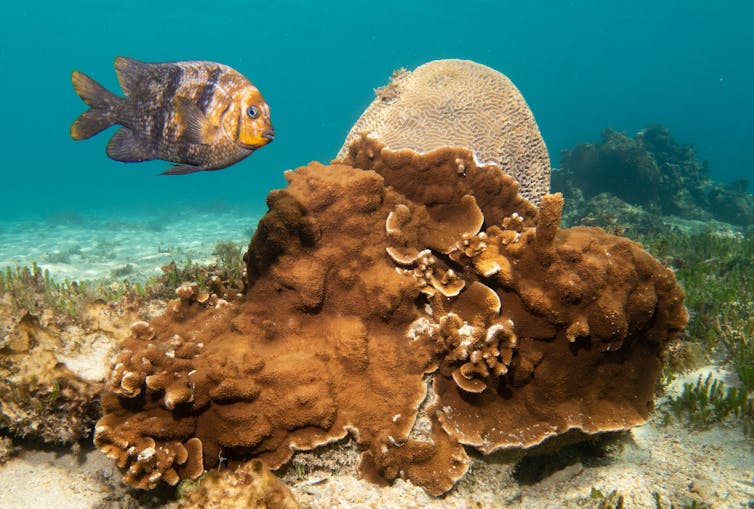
[336,59,551,205]
[95,136,687,496]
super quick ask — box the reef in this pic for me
[178,458,300,509]
[708,179,754,226]
[0,436,16,465]
[555,124,754,226]
[0,266,147,444]
[94,132,687,495]
[337,59,550,205]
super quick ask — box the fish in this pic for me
[71,57,274,175]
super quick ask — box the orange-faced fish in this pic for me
[71,57,274,175]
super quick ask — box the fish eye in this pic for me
[246,105,260,119]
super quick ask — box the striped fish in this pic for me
[71,57,274,175]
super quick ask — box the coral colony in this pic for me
[92,60,687,496]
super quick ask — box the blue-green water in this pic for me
[1,1,752,220]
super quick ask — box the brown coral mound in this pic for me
[336,59,551,205]
[95,138,686,496]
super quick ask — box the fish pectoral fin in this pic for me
[174,96,220,145]
[160,164,203,176]
[107,128,152,162]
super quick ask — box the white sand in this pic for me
[0,207,260,283]
[0,448,116,509]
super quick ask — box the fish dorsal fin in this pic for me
[114,56,152,97]
[174,96,220,145]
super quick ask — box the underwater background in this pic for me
[1,0,752,220]
[1,3,753,507]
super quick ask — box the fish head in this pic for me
[224,86,274,149]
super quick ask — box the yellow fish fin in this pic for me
[70,70,121,140]
[174,96,220,145]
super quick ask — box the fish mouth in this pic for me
[237,128,275,149]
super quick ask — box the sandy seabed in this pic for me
[0,206,259,283]
[0,209,752,508]
[1,374,751,509]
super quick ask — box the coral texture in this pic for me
[0,436,16,465]
[0,299,140,444]
[178,458,299,509]
[95,138,687,495]
[335,59,550,205]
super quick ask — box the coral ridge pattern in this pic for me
[95,134,687,495]
[337,59,551,205]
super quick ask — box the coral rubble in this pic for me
[0,436,16,465]
[336,59,550,205]
[0,276,144,444]
[178,458,300,509]
[94,136,687,495]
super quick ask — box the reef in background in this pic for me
[554,124,754,227]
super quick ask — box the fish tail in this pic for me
[70,70,122,140]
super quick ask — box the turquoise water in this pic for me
[1,0,752,220]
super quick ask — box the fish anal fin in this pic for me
[114,56,152,97]
[107,128,152,162]
[174,96,220,145]
[161,164,203,176]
